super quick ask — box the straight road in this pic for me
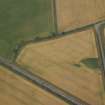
[0,56,89,105]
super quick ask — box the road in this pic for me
[94,22,105,89]
[0,56,89,105]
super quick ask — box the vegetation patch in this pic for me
[0,0,54,59]
[80,58,99,69]
[73,64,81,68]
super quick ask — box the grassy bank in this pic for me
[0,0,54,59]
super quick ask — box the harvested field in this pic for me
[17,29,104,105]
[0,66,68,105]
[56,0,105,32]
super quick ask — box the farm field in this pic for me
[0,0,53,59]
[17,29,104,105]
[56,0,105,32]
[0,66,68,105]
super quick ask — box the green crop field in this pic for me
[0,0,54,59]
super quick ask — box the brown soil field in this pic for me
[0,66,68,105]
[17,29,104,105]
[56,0,105,32]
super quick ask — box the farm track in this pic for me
[94,23,105,89]
[0,57,89,105]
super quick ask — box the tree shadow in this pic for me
[80,58,99,69]
[73,58,99,69]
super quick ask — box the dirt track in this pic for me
[56,0,105,32]
[17,29,104,105]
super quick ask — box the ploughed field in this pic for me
[0,66,68,105]
[17,29,104,105]
[56,0,105,32]
[0,0,53,59]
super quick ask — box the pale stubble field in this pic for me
[56,0,105,32]
[17,29,104,105]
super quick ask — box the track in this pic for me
[0,57,89,105]
[52,0,58,34]
[94,22,105,89]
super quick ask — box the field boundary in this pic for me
[52,0,58,33]
[94,23,105,89]
[14,19,105,61]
